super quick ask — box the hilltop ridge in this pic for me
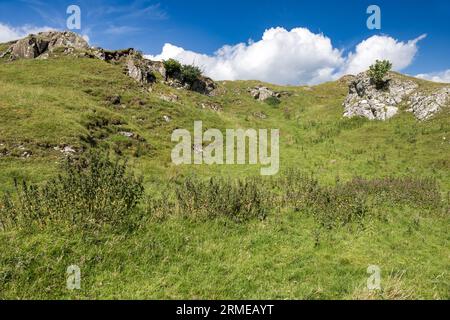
[0,31,217,95]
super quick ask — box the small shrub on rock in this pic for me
[163,58,182,79]
[368,60,392,89]
[181,64,202,86]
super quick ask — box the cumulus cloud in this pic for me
[0,23,54,43]
[415,69,450,83]
[342,34,427,75]
[146,27,426,85]
[147,27,344,85]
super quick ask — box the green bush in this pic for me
[181,64,202,86]
[0,152,144,231]
[264,96,281,107]
[163,58,182,79]
[177,176,269,222]
[368,60,392,88]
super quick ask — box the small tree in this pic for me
[181,64,202,86]
[163,58,182,80]
[368,60,392,88]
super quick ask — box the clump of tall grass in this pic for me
[147,176,270,223]
[345,177,442,209]
[276,170,368,228]
[0,152,144,231]
[176,176,269,222]
[275,170,443,229]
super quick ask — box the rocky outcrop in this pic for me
[164,72,216,95]
[407,87,450,120]
[343,72,418,121]
[0,31,218,95]
[249,86,281,101]
[125,56,157,84]
[343,71,449,121]
[91,48,165,84]
[2,31,89,60]
[190,76,217,95]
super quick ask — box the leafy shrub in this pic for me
[368,60,392,88]
[148,176,269,222]
[0,152,144,231]
[264,96,281,107]
[163,58,182,79]
[181,64,202,86]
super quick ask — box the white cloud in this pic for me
[0,23,54,43]
[147,27,344,85]
[146,27,427,85]
[415,69,450,83]
[342,34,427,75]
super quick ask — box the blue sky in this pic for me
[1,0,449,84]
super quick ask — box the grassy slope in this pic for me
[0,56,449,299]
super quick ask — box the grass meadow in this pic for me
[0,56,449,299]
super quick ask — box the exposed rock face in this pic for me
[407,87,450,120]
[165,73,216,95]
[343,72,418,120]
[148,60,166,79]
[125,56,157,84]
[3,31,89,60]
[249,86,281,101]
[189,76,217,95]
[93,48,165,84]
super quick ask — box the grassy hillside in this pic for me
[0,55,449,299]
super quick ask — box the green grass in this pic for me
[0,54,449,299]
[1,209,448,299]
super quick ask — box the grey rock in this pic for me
[407,87,450,120]
[343,71,418,121]
[63,146,76,154]
[200,102,222,112]
[190,76,217,95]
[125,56,156,84]
[253,111,267,119]
[249,86,281,101]
[119,131,134,138]
[5,31,89,60]
[159,93,179,103]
